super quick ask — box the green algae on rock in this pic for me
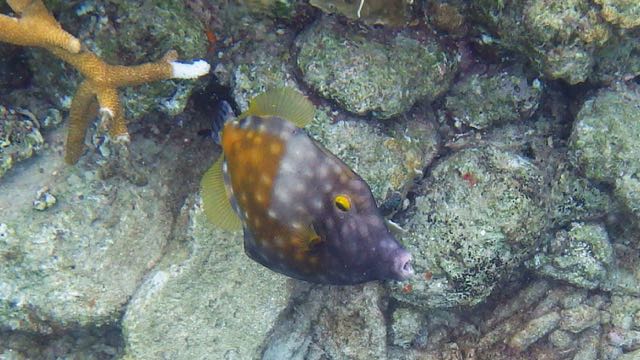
[470,0,610,84]
[296,16,459,119]
[595,0,640,29]
[528,222,614,290]
[569,84,640,221]
[390,307,424,348]
[309,0,413,26]
[444,67,542,129]
[0,106,44,179]
[391,146,546,308]
[239,0,296,18]
[548,170,613,227]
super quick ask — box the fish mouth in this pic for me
[391,249,414,281]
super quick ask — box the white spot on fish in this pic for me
[311,197,324,211]
[318,163,330,178]
[280,129,291,141]
[293,182,305,194]
[274,188,291,206]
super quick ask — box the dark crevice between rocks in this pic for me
[0,323,124,359]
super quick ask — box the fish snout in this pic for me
[390,248,414,281]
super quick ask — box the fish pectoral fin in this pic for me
[200,155,242,231]
[303,225,324,253]
[241,87,315,128]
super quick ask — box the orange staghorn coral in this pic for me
[0,0,210,164]
[0,0,80,53]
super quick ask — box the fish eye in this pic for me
[334,194,351,212]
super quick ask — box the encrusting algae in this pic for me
[0,0,210,164]
[201,88,414,285]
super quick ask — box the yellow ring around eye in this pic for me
[334,194,351,212]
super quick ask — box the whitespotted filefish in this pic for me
[200,88,413,285]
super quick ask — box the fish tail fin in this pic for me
[200,155,243,230]
[211,100,235,145]
[242,87,316,128]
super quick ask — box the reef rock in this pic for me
[296,16,458,119]
[122,196,289,360]
[391,146,547,308]
[569,84,640,222]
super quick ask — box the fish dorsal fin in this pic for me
[242,88,315,128]
[200,155,242,231]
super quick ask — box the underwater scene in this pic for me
[1,0,640,359]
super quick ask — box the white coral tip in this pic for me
[170,60,210,79]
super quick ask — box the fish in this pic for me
[200,88,413,285]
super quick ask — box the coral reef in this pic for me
[2,0,640,359]
[262,283,389,359]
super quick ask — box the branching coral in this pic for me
[0,0,210,164]
[0,0,80,53]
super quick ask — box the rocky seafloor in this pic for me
[1,0,640,359]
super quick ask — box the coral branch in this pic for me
[1,0,80,53]
[47,46,210,163]
[0,0,211,164]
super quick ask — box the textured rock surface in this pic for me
[122,196,289,360]
[595,0,640,28]
[444,67,542,129]
[0,106,44,179]
[569,84,640,221]
[469,0,640,84]
[529,222,615,289]
[309,0,412,26]
[296,16,458,119]
[263,283,388,360]
[0,129,171,333]
[391,146,547,308]
[548,169,613,227]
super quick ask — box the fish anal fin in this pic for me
[200,155,242,231]
[242,87,315,128]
